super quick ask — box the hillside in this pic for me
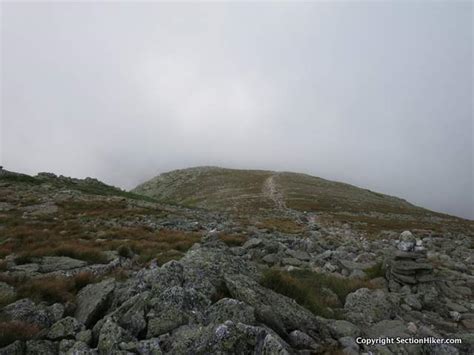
[133,166,419,213]
[0,167,473,354]
[133,166,471,236]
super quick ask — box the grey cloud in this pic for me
[1,2,472,219]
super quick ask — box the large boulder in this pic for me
[47,316,85,340]
[288,330,321,351]
[205,298,255,325]
[38,256,87,273]
[327,320,361,338]
[75,279,115,328]
[162,321,291,354]
[94,292,149,338]
[224,273,332,344]
[148,261,184,296]
[147,286,210,338]
[179,245,258,299]
[98,318,135,355]
[0,299,56,328]
[365,320,409,338]
[344,288,396,326]
[143,244,257,301]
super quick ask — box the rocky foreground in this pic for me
[0,168,473,354]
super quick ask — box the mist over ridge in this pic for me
[2,1,472,219]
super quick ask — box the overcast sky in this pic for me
[1,2,472,219]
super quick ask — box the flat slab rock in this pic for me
[224,273,331,341]
[38,256,87,273]
[75,279,115,328]
[339,259,377,271]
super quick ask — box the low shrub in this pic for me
[0,293,16,309]
[105,268,129,282]
[210,282,232,303]
[0,273,24,287]
[117,245,134,258]
[72,272,98,291]
[0,245,13,258]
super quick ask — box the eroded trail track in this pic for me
[262,174,287,211]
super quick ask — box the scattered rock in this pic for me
[47,316,84,340]
[328,320,361,338]
[98,318,134,354]
[25,340,57,355]
[366,319,409,338]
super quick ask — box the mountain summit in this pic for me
[133,166,469,236]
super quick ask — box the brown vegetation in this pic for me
[218,234,248,247]
[257,218,304,234]
[0,197,201,269]
[16,243,108,265]
[0,321,40,347]
[16,272,99,304]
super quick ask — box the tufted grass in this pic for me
[16,272,100,304]
[261,269,374,318]
[0,293,16,309]
[1,205,200,267]
[15,243,109,265]
[154,250,184,266]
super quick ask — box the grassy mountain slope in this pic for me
[133,166,473,235]
[133,167,425,214]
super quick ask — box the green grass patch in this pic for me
[261,269,374,318]
[364,262,384,279]
[0,174,41,185]
[154,250,184,266]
